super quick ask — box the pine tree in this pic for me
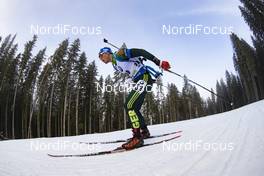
[103,75,115,132]
[84,61,98,133]
[143,91,157,125]
[97,76,104,132]
[0,35,17,92]
[238,0,264,99]
[169,84,180,122]
[12,35,37,138]
[182,75,193,119]
[0,35,12,61]
[26,48,46,138]
[155,77,165,124]
[74,52,87,135]
[0,35,18,138]
[230,33,259,102]
[239,0,264,41]
[62,39,80,136]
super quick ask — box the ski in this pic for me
[48,134,181,157]
[79,130,182,145]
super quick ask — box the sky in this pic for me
[0,0,253,98]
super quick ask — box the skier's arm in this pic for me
[119,48,171,70]
[128,48,161,66]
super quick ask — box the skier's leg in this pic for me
[121,74,148,149]
[133,94,151,139]
[122,90,144,149]
[125,73,150,129]
[122,73,154,149]
[134,74,153,138]
[125,73,153,131]
[124,90,143,134]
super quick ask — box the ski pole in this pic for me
[166,69,232,105]
[103,38,120,50]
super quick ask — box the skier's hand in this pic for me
[160,60,171,71]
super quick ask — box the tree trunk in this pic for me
[36,104,41,137]
[48,82,55,137]
[89,89,92,134]
[22,105,24,138]
[123,92,126,129]
[41,104,45,137]
[75,87,79,135]
[24,101,28,138]
[176,101,179,122]
[67,93,71,136]
[5,94,9,137]
[84,106,87,134]
[27,93,36,138]
[11,82,18,139]
[63,75,69,136]
[61,107,63,136]
[188,99,192,119]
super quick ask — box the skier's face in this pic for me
[99,53,112,64]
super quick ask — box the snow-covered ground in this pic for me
[1,100,264,176]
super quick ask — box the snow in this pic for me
[1,100,264,176]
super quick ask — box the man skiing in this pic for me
[98,46,171,150]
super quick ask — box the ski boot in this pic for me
[122,128,144,150]
[141,126,151,139]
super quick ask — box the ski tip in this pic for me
[48,153,66,157]
[47,153,55,157]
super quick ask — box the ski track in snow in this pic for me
[0,100,264,176]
